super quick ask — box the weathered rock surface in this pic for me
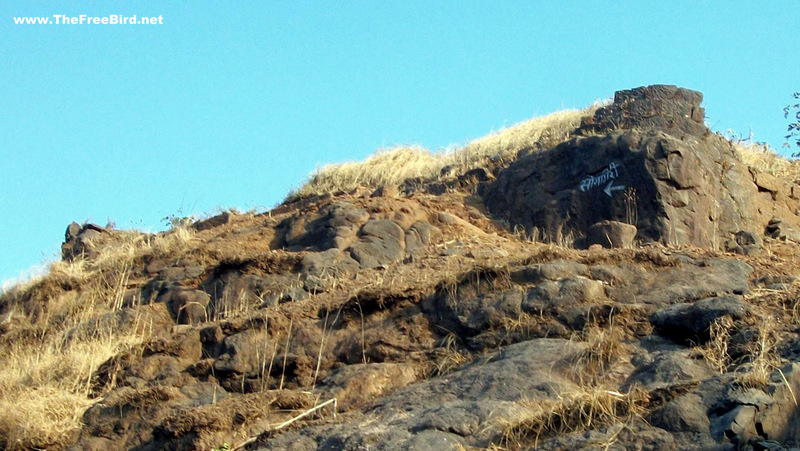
[725,230,765,256]
[650,295,750,343]
[587,219,638,248]
[282,202,370,251]
[484,85,800,248]
[62,222,108,261]
[348,219,406,269]
[279,202,441,270]
[607,258,752,305]
[257,338,583,450]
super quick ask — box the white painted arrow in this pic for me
[603,181,625,197]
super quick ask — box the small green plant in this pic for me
[784,91,800,157]
[161,213,194,230]
[213,443,233,451]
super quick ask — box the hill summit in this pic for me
[3,85,800,451]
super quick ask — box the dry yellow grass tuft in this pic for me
[694,313,783,389]
[496,315,642,449]
[567,321,629,386]
[500,386,649,449]
[430,332,471,377]
[0,225,195,449]
[0,310,154,449]
[733,140,800,182]
[288,106,599,200]
[695,315,734,375]
[735,316,782,389]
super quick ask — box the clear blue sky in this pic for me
[1,1,797,285]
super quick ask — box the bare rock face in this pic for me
[581,84,706,137]
[280,201,441,270]
[62,222,107,261]
[281,202,370,251]
[483,85,800,248]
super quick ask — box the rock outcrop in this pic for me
[62,222,108,261]
[484,85,800,248]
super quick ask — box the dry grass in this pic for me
[733,140,800,182]
[695,316,734,375]
[0,311,154,449]
[694,313,783,388]
[0,226,196,449]
[430,332,471,377]
[497,316,641,449]
[501,311,540,343]
[567,321,629,386]
[288,106,599,200]
[735,316,782,389]
[499,386,649,449]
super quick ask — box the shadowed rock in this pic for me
[484,85,800,248]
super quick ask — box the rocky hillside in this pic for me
[3,85,800,451]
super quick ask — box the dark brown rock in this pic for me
[734,230,762,246]
[61,222,107,261]
[510,259,589,285]
[725,230,764,255]
[213,328,271,376]
[404,220,441,256]
[581,85,706,136]
[608,258,752,306]
[522,276,606,318]
[650,295,749,343]
[483,85,800,248]
[348,219,406,269]
[300,248,359,277]
[191,211,232,231]
[158,288,210,325]
[283,202,369,251]
[587,220,637,248]
[319,363,418,409]
[649,394,711,433]
[766,218,800,242]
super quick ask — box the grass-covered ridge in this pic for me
[287,106,601,200]
[733,139,800,181]
[288,102,800,203]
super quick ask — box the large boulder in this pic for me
[62,222,107,261]
[483,85,800,248]
[581,84,706,137]
[650,295,749,343]
[348,219,406,269]
[587,220,637,248]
